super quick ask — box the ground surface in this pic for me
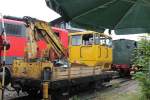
[0,79,141,100]
[72,79,141,100]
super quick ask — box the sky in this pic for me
[0,0,60,22]
[0,0,147,41]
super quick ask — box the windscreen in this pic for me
[0,21,26,36]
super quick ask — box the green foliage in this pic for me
[133,37,150,99]
[72,95,80,100]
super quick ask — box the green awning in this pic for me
[46,0,150,34]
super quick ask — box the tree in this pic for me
[133,36,150,99]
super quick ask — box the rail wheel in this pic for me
[0,68,11,86]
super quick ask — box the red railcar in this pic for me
[0,18,68,65]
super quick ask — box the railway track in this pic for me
[1,77,132,100]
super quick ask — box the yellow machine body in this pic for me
[12,59,53,80]
[11,17,113,89]
[69,31,112,70]
[12,31,112,80]
[10,18,113,99]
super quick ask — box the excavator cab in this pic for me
[69,31,112,70]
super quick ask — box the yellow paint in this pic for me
[12,60,53,79]
[69,45,112,67]
[69,31,112,70]
[43,82,49,99]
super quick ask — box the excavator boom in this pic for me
[24,17,66,59]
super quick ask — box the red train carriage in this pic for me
[0,17,68,65]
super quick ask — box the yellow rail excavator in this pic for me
[6,17,113,99]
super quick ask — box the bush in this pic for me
[133,37,150,99]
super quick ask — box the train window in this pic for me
[71,35,82,46]
[0,23,2,34]
[82,34,93,45]
[35,29,46,40]
[0,22,26,36]
[35,30,60,42]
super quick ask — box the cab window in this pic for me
[71,35,82,46]
[100,36,106,45]
[106,38,112,47]
[94,34,100,45]
[82,34,93,45]
[94,33,112,47]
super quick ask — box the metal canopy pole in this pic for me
[0,13,7,100]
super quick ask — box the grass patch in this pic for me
[111,82,121,88]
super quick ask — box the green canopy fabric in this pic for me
[46,0,150,34]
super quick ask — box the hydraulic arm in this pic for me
[23,17,66,60]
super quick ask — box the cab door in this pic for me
[80,34,95,61]
[69,35,82,63]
